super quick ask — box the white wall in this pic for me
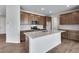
[0,16,6,34]
[6,5,20,43]
[46,20,52,31]
[51,15,59,31]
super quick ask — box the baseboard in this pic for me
[6,40,20,43]
[45,41,61,53]
[0,33,6,35]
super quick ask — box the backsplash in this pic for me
[20,25,43,31]
[59,25,79,30]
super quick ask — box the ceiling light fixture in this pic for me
[66,5,70,7]
[41,8,45,11]
[49,11,52,13]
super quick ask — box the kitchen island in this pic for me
[24,30,64,53]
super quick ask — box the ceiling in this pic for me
[0,5,6,16]
[0,5,78,16]
[21,5,78,16]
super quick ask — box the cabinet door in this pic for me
[20,13,24,24]
[34,15,46,28]
[40,16,46,25]
[76,31,79,39]
[60,11,79,25]
[34,15,39,21]
[28,14,35,24]
[34,15,40,24]
[60,15,68,24]
[60,15,64,24]
[61,31,68,39]
[65,14,69,24]
[67,13,72,24]
[34,15,46,25]
[20,12,29,24]
[72,12,77,24]
[60,14,72,25]
[40,16,46,28]
[68,31,77,40]
[73,11,79,24]
[68,31,79,41]
[77,11,79,24]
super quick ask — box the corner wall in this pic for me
[51,15,60,31]
[0,16,6,34]
[6,5,20,43]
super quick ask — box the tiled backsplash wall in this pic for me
[59,25,79,30]
[20,25,43,31]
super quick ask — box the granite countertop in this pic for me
[59,25,79,31]
[59,29,79,31]
[59,28,79,31]
[24,30,64,39]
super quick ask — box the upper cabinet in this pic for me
[60,11,79,25]
[40,16,46,28]
[72,11,79,24]
[28,14,35,24]
[34,15,41,24]
[20,12,29,25]
[20,11,47,25]
[39,16,46,25]
[20,11,52,29]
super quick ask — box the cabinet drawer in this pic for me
[68,31,76,39]
[61,31,68,39]
[76,31,79,39]
[68,31,79,41]
[61,30,79,41]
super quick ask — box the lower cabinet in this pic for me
[68,31,77,40]
[61,30,79,41]
[61,31,68,39]
[20,31,25,42]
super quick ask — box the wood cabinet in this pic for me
[34,15,46,28]
[34,15,40,21]
[20,12,29,25]
[60,13,73,24]
[68,31,79,41]
[60,15,65,24]
[61,30,79,41]
[61,31,68,39]
[40,16,46,28]
[21,12,46,25]
[68,31,77,40]
[76,31,79,39]
[34,15,46,25]
[20,11,52,29]
[28,14,35,24]
[72,11,79,24]
[34,15,41,24]
[20,31,25,42]
[60,11,79,25]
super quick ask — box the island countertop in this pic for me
[24,30,64,53]
[24,30,64,39]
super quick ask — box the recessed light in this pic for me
[41,8,45,11]
[66,5,70,7]
[49,11,52,13]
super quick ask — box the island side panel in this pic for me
[29,32,61,53]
